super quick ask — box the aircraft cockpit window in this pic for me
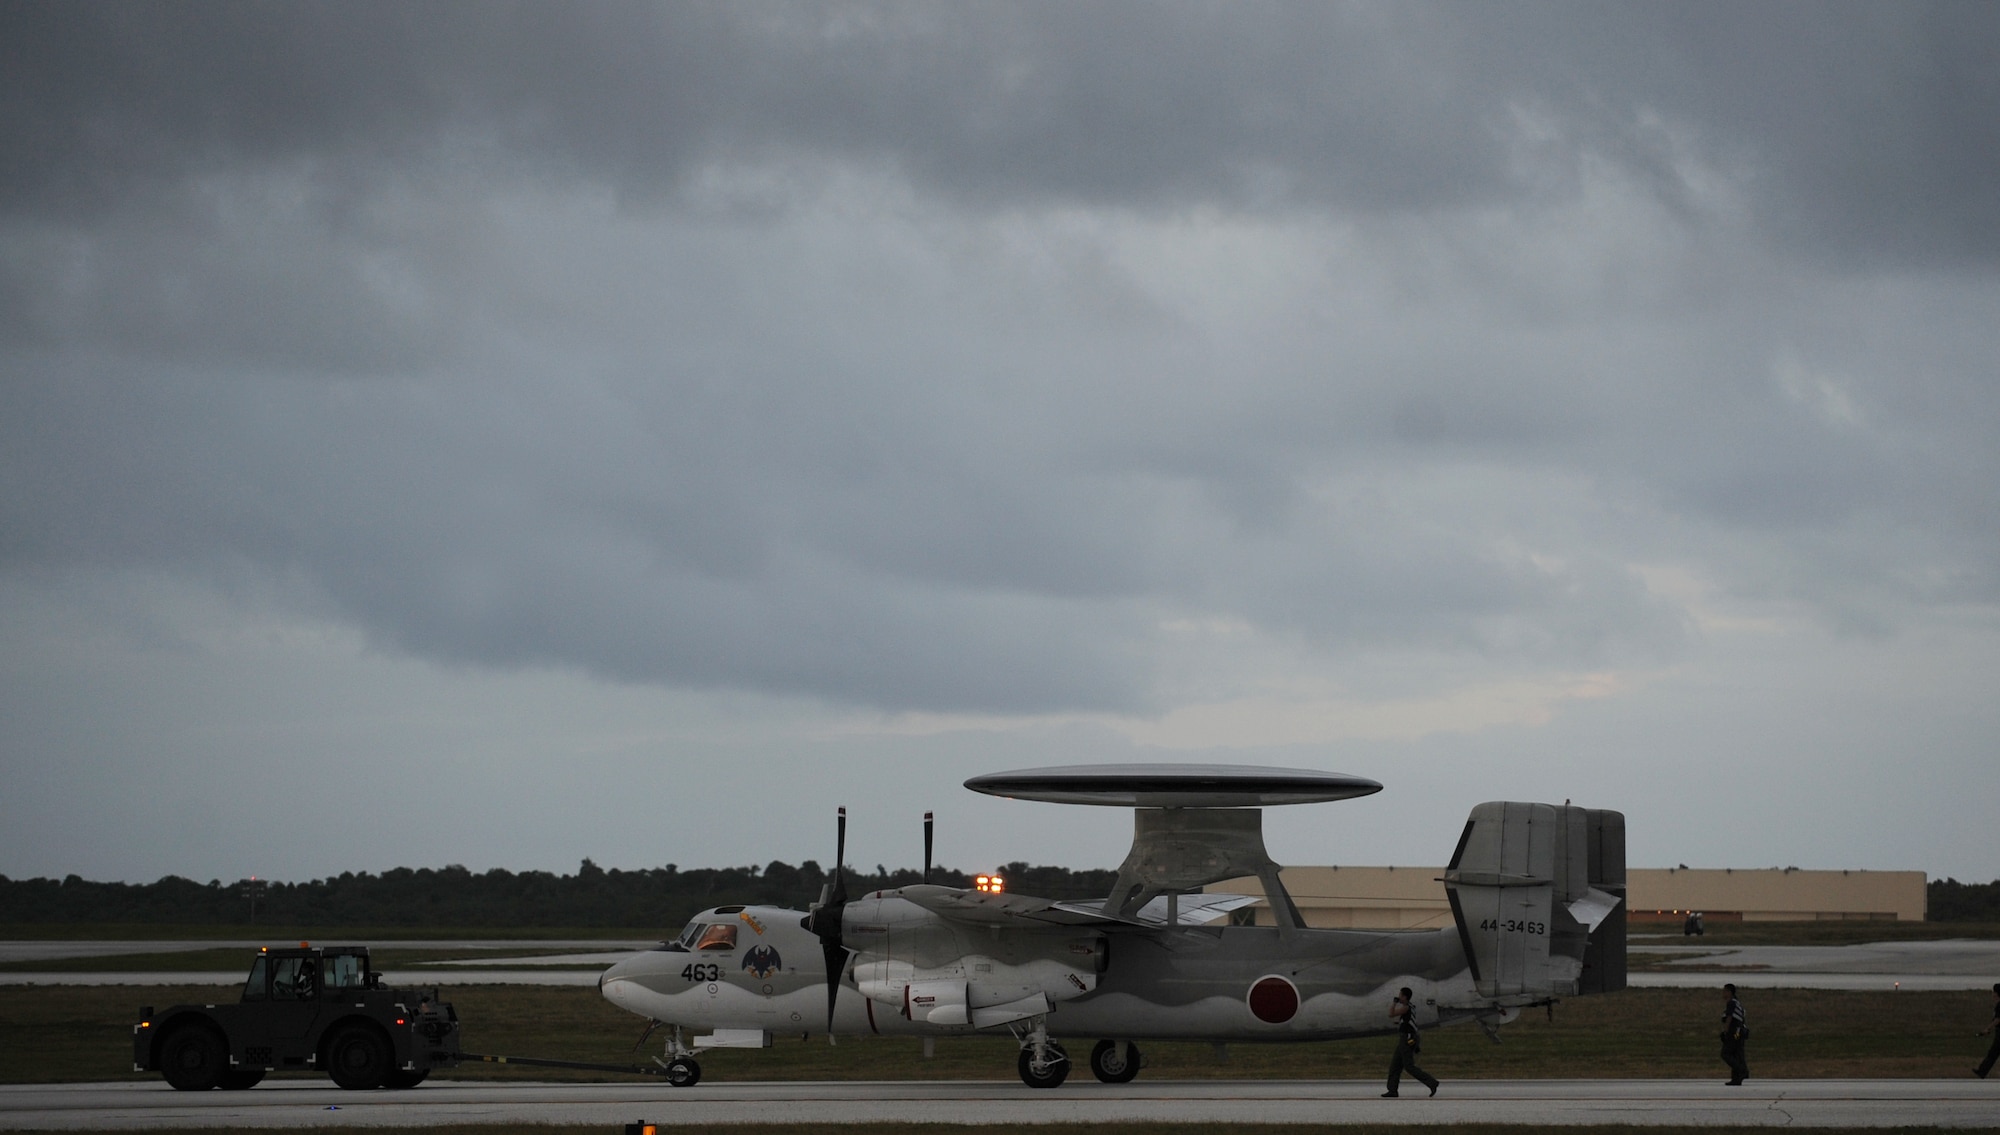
[693,923,737,952]
[674,922,703,949]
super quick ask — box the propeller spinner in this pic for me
[799,806,850,1037]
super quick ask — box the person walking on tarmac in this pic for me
[1720,983,1750,1086]
[1977,982,2000,1078]
[1382,987,1438,1098]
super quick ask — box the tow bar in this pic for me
[459,1053,670,1077]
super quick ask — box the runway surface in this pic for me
[6,1077,1998,1129]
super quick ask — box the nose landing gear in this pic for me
[653,1026,702,1088]
[663,1056,701,1087]
[1012,1016,1069,1088]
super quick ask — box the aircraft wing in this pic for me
[895,886,1260,929]
[894,885,1131,927]
[1053,893,1261,926]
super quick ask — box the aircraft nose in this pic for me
[598,953,641,1008]
[599,951,639,986]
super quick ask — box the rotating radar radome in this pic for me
[962,764,1381,808]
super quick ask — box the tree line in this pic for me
[5,868,1991,927]
[0,860,1122,930]
[1927,877,2000,921]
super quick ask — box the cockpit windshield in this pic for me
[664,915,741,952]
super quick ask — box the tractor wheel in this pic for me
[325,1025,391,1090]
[160,1026,227,1091]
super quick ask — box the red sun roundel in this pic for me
[1247,975,1299,1024]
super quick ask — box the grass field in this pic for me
[5,983,1994,1086]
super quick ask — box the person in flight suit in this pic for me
[1977,982,2000,1079]
[1382,986,1438,1098]
[1720,983,1750,1086]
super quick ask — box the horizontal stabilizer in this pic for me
[1566,886,1622,934]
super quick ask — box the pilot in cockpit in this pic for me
[692,923,737,951]
[661,918,739,952]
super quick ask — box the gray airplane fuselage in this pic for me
[598,898,1479,1043]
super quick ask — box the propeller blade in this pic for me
[832,806,848,903]
[804,806,848,1040]
[923,811,934,886]
[820,939,845,1038]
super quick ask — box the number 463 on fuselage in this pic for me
[598,764,1626,1089]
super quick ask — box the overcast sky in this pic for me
[4,2,1997,894]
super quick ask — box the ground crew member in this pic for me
[1382,986,1438,1098]
[1720,982,1749,1085]
[1977,982,2000,1079]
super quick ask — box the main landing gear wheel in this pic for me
[664,1056,702,1087]
[1089,1039,1141,1084]
[1017,1041,1068,1089]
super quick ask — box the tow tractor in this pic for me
[135,945,462,1090]
[136,944,695,1090]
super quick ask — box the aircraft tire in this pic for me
[1089,1039,1141,1083]
[159,1025,228,1091]
[1017,1042,1069,1089]
[383,1067,429,1089]
[665,1056,701,1087]
[219,1069,266,1090]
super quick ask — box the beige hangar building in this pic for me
[1212,865,1928,929]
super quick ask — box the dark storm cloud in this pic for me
[8,3,1997,264]
[4,1,1999,717]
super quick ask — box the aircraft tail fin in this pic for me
[1444,802,1625,1001]
[1578,808,1626,995]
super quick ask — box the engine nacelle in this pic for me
[903,980,968,1025]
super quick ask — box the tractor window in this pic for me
[324,954,365,989]
[693,924,737,951]
[271,955,319,1001]
[242,955,269,1001]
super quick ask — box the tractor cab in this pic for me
[240,946,378,1003]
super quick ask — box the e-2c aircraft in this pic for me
[598,764,1626,1088]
